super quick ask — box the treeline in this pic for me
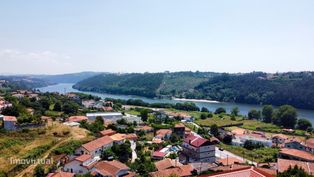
[106,98,200,112]
[194,72,314,110]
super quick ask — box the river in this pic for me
[38,83,314,124]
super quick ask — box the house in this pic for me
[277,158,314,175]
[134,125,154,133]
[75,136,114,157]
[110,133,138,144]
[155,158,183,171]
[232,133,272,147]
[181,134,216,163]
[68,116,88,123]
[82,100,96,108]
[47,171,75,177]
[272,134,288,145]
[152,151,166,160]
[279,148,314,162]
[155,129,172,140]
[100,129,117,136]
[92,160,134,177]
[86,112,123,121]
[149,164,193,177]
[173,123,185,139]
[2,116,17,131]
[284,138,314,154]
[63,154,97,174]
[199,166,274,177]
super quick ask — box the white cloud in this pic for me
[0,49,75,74]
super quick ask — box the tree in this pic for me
[1,106,20,117]
[200,113,208,120]
[34,165,45,177]
[231,107,239,117]
[273,105,297,128]
[248,109,261,120]
[62,101,79,115]
[215,107,226,114]
[53,101,62,111]
[210,124,219,137]
[101,148,115,160]
[243,140,264,150]
[297,118,312,131]
[262,105,273,123]
[201,107,209,112]
[278,165,314,177]
[140,109,149,122]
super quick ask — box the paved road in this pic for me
[130,141,137,163]
[215,147,257,166]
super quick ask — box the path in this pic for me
[215,147,257,166]
[130,141,137,163]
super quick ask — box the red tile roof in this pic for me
[150,165,193,177]
[100,129,117,136]
[94,160,130,176]
[75,154,92,162]
[184,134,210,148]
[280,148,314,161]
[200,167,274,177]
[68,116,88,122]
[3,116,17,122]
[277,158,314,174]
[156,129,172,138]
[218,157,244,166]
[155,158,182,171]
[305,138,314,149]
[153,151,166,158]
[46,171,75,177]
[82,136,113,152]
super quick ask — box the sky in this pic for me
[0,0,313,75]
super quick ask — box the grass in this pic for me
[218,143,279,163]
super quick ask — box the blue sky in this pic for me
[0,0,313,74]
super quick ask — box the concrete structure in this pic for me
[2,116,17,131]
[86,112,123,121]
[181,134,216,163]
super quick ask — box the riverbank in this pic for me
[172,97,220,104]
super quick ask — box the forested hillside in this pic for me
[74,71,314,110]
[193,72,314,109]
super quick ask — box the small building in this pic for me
[277,158,314,175]
[86,112,123,121]
[279,148,314,162]
[173,123,185,139]
[100,129,117,136]
[135,125,154,133]
[152,151,166,160]
[149,164,193,177]
[2,116,17,131]
[272,134,288,145]
[110,133,137,144]
[63,154,97,175]
[155,129,172,140]
[68,116,88,123]
[199,166,274,177]
[92,160,134,177]
[155,158,183,171]
[181,134,216,163]
[75,136,114,157]
[46,171,75,177]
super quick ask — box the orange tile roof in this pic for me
[201,167,274,177]
[272,134,288,140]
[47,171,75,177]
[82,136,113,152]
[305,138,314,149]
[231,128,247,135]
[155,158,182,171]
[94,160,130,176]
[156,129,172,138]
[174,123,185,128]
[277,158,314,174]
[3,116,17,122]
[135,125,154,131]
[68,116,88,122]
[150,165,193,177]
[100,129,117,136]
[75,154,92,162]
[280,148,314,161]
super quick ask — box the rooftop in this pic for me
[184,134,211,148]
[201,167,274,177]
[82,136,113,152]
[68,116,88,123]
[155,158,182,171]
[86,112,122,117]
[277,158,314,174]
[280,148,314,161]
[94,160,130,176]
[3,116,17,122]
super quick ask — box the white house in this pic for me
[232,134,273,147]
[2,116,17,131]
[63,154,98,175]
[75,136,114,157]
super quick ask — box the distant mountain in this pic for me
[0,76,51,90]
[34,72,102,83]
[73,72,219,98]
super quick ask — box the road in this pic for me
[130,141,137,163]
[215,147,257,166]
